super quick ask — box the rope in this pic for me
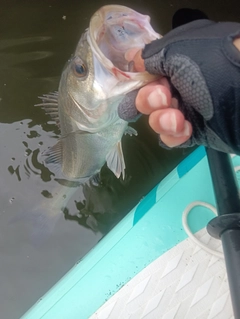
[182,201,224,259]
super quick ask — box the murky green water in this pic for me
[0,1,239,318]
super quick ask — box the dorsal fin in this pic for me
[35,91,60,127]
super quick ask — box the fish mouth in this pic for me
[88,5,160,73]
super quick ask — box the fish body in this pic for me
[41,5,160,180]
[18,5,160,243]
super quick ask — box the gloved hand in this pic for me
[119,19,240,154]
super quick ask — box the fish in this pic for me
[22,5,160,243]
[38,4,160,181]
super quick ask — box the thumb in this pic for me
[125,48,145,72]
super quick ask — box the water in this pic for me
[0,1,239,318]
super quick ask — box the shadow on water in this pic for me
[0,1,239,318]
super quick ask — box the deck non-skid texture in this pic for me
[91,227,232,319]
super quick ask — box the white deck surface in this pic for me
[91,227,233,319]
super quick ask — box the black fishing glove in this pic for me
[119,19,240,154]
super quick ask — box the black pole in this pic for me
[170,9,240,315]
[206,148,240,318]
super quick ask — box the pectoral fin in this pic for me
[106,142,126,179]
[124,126,138,136]
[42,140,63,177]
[44,140,62,165]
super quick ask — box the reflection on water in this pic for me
[1,1,239,319]
[0,118,184,238]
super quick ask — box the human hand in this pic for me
[126,49,192,147]
[119,20,240,154]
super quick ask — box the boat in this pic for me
[21,146,238,318]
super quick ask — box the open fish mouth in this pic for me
[88,5,160,73]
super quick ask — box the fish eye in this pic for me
[73,56,87,78]
[75,64,86,74]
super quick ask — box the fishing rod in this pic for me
[206,148,240,318]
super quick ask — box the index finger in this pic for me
[136,80,172,114]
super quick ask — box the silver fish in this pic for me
[39,5,160,181]
[23,5,160,242]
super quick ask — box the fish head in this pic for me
[58,5,161,133]
[58,31,108,133]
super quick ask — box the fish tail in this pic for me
[31,207,61,245]
[9,205,61,246]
